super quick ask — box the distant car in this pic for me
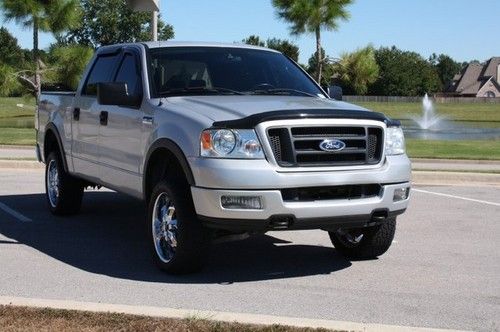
[36,42,411,274]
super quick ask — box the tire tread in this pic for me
[329,218,396,259]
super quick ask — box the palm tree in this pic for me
[0,0,80,99]
[272,0,353,84]
[333,46,379,95]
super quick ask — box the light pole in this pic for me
[126,0,160,41]
[151,9,158,41]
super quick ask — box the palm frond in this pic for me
[272,0,353,35]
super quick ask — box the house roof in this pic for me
[449,57,500,95]
[481,57,500,78]
[454,63,484,94]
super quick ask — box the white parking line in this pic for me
[0,202,32,222]
[413,189,500,207]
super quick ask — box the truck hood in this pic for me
[161,95,370,124]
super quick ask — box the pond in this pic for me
[402,120,500,140]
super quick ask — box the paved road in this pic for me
[0,168,499,331]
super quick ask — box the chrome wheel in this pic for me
[152,192,178,263]
[47,159,60,208]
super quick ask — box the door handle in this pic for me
[99,111,108,126]
[142,116,153,125]
[73,107,80,121]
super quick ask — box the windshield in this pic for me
[147,47,326,98]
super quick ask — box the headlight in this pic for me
[201,129,265,159]
[385,127,406,155]
[212,129,236,155]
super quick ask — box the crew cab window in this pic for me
[82,53,121,96]
[114,54,142,97]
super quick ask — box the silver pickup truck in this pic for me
[36,41,411,274]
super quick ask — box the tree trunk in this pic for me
[315,27,322,84]
[33,18,41,101]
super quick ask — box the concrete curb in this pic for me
[0,296,469,332]
[411,158,500,165]
[0,145,34,150]
[412,171,500,186]
[0,160,43,169]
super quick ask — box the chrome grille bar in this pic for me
[267,125,384,167]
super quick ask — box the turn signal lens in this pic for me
[201,131,212,150]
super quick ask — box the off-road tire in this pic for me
[45,151,84,215]
[329,217,397,259]
[147,179,212,274]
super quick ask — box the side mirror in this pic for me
[328,85,343,100]
[97,82,141,107]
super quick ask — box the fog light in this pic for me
[221,196,263,209]
[393,187,410,201]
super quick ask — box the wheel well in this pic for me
[144,148,189,202]
[44,129,59,160]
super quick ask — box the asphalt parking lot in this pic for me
[0,168,499,331]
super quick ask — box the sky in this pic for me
[2,0,499,64]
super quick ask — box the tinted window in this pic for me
[148,47,325,98]
[83,53,120,95]
[115,54,142,97]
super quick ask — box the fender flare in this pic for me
[44,123,69,172]
[143,138,195,196]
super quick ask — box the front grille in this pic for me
[267,125,384,167]
[281,184,382,202]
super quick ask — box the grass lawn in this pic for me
[406,139,500,160]
[0,97,36,130]
[0,128,36,146]
[356,102,500,123]
[0,305,335,332]
[0,97,36,146]
[0,96,36,118]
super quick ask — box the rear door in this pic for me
[72,50,121,181]
[98,48,145,196]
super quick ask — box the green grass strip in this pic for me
[406,139,500,160]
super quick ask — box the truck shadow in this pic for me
[0,192,351,284]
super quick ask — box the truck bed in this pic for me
[36,92,76,165]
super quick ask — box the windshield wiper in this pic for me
[251,88,316,97]
[160,87,246,96]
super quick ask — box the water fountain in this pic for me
[411,94,446,130]
[402,94,500,140]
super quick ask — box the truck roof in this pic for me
[98,41,281,54]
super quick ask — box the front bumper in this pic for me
[192,182,410,231]
[189,154,411,231]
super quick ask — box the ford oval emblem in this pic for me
[319,139,346,152]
